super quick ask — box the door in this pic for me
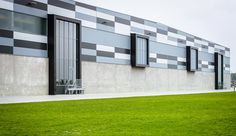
[48,15,81,95]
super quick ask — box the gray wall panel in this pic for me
[0,37,13,46]
[82,27,130,49]
[149,41,186,58]
[13,47,47,57]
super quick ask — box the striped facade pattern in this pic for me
[0,0,230,73]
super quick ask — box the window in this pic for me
[215,52,224,89]
[186,46,198,72]
[14,12,46,35]
[0,9,46,35]
[0,9,13,30]
[131,33,149,67]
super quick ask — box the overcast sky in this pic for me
[76,0,236,73]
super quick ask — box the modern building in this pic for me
[0,0,230,96]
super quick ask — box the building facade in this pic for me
[0,0,230,96]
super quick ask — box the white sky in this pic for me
[76,0,236,73]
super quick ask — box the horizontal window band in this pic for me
[81,55,96,62]
[97,17,115,27]
[14,39,47,50]
[115,47,130,54]
[97,51,114,58]
[0,45,13,54]
[14,0,47,11]
[48,0,75,11]
[81,42,96,50]
[0,29,13,38]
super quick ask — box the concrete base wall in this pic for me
[0,54,48,96]
[82,61,230,94]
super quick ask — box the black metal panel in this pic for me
[186,46,198,72]
[131,33,149,68]
[14,39,47,50]
[48,14,81,95]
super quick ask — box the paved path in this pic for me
[0,89,233,104]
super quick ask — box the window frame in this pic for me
[215,52,224,89]
[131,33,149,68]
[186,46,198,72]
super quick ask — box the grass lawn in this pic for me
[0,92,236,136]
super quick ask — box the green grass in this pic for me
[0,92,236,136]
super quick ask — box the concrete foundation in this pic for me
[0,54,48,96]
[0,55,231,96]
[82,61,230,94]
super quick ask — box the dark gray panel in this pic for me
[168,64,177,69]
[131,16,144,24]
[115,17,130,25]
[97,17,114,27]
[194,36,202,40]
[81,42,96,50]
[14,0,47,11]
[202,64,208,68]
[186,36,194,42]
[0,45,13,54]
[97,51,114,58]
[76,2,96,10]
[177,39,186,44]
[157,54,177,61]
[144,30,156,37]
[149,58,156,63]
[202,45,208,49]
[48,0,75,11]
[177,61,186,66]
[157,28,168,35]
[208,42,214,47]
[115,47,130,54]
[0,29,13,38]
[168,27,177,33]
[225,47,230,51]
[81,55,96,62]
[14,39,47,50]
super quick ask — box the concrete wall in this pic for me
[82,61,227,94]
[0,54,48,96]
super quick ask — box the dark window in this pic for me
[215,53,224,89]
[14,12,46,35]
[0,9,13,30]
[131,33,149,67]
[186,46,198,72]
[0,9,46,35]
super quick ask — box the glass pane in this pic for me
[14,12,46,35]
[218,54,222,87]
[56,19,77,86]
[136,37,147,65]
[191,49,197,70]
[0,9,13,30]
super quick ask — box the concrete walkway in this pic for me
[0,89,233,104]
